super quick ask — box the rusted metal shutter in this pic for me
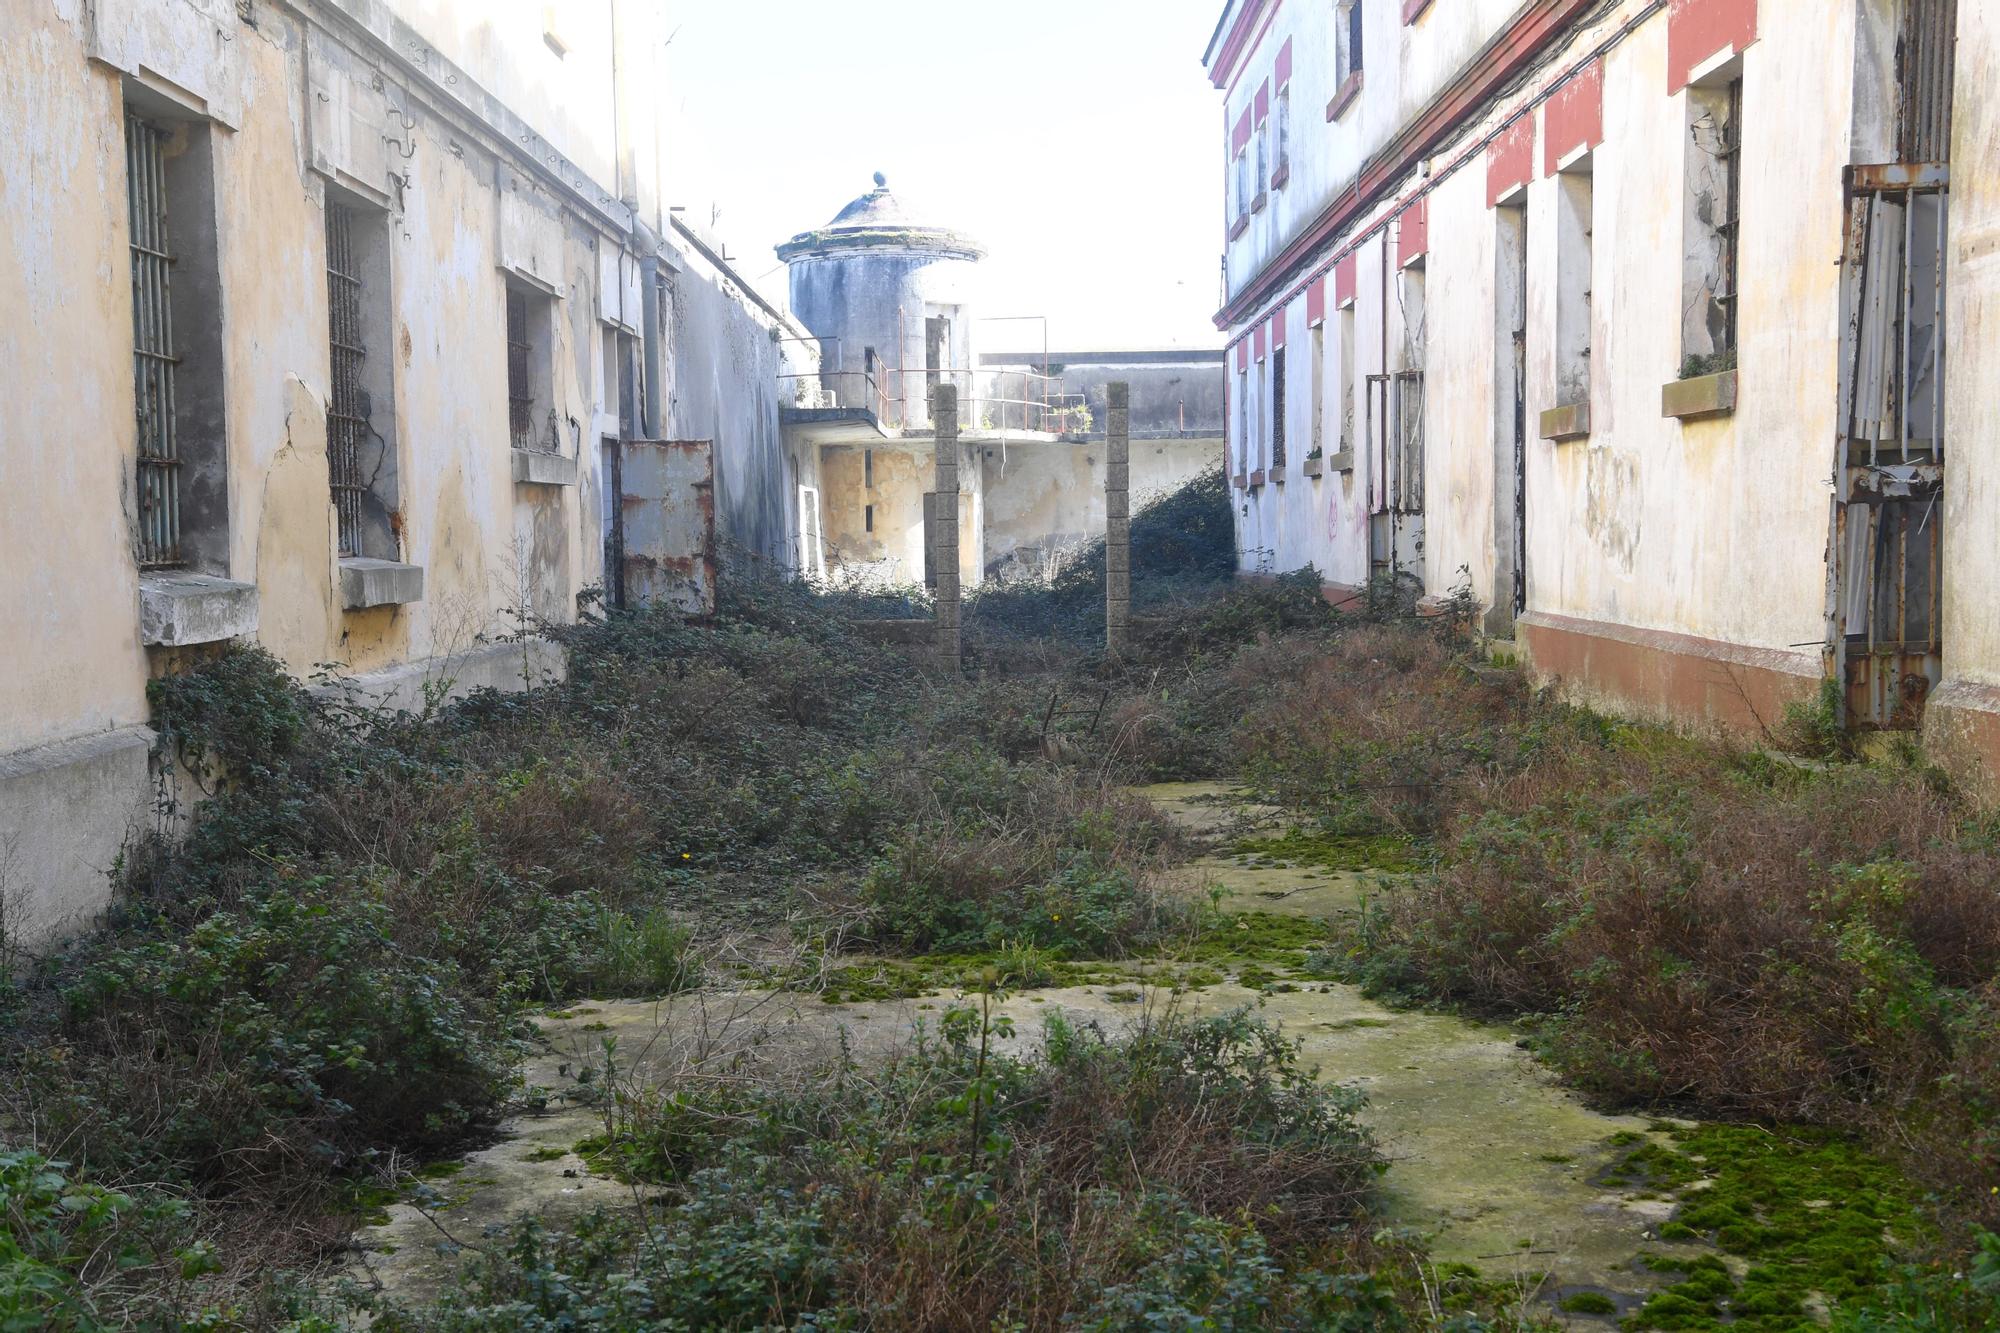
[1896,0,1956,163]
[619,439,716,615]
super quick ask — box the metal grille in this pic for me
[1715,79,1743,356]
[1829,163,1950,730]
[126,115,182,567]
[1270,346,1286,468]
[506,287,534,448]
[1897,0,1956,162]
[324,202,367,557]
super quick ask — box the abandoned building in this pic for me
[778,178,1223,586]
[0,0,818,944]
[1206,0,2000,794]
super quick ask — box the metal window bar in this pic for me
[324,202,368,557]
[1394,369,1425,515]
[1896,0,1956,163]
[1713,79,1743,356]
[1270,347,1287,467]
[506,287,534,449]
[126,115,182,567]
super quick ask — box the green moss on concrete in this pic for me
[1619,1124,1927,1330]
[1231,827,1427,873]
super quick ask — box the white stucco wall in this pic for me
[1216,0,1867,681]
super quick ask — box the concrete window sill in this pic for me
[139,573,259,647]
[1229,214,1249,241]
[512,448,578,486]
[1662,369,1737,421]
[340,557,425,611]
[1232,473,1248,491]
[1403,0,1434,21]
[1326,71,1363,121]
[1249,468,1268,488]
[1271,465,1287,484]
[1327,449,1356,472]
[1272,162,1291,190]
[1303,456,1324,477]
[1539,401,1591,442]
[1250,190,1268,215]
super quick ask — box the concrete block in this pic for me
[1107,493,1129,520]
[0,726,156,947]
[1105,462,1130,491]
[1107,548,1130,574]
[1303,456,1325,477]
[1106,408,1131,441]
[339,558,425,610]
[1661,369,1736,421]
[138,573,259,647]
[512,448,578,486]
[1539,401,1591,441]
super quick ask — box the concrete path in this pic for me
[345,781,1707,1324]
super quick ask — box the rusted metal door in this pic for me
[1826,163,1947,729]
[1365,370,1426,592]
[619,438,716,615]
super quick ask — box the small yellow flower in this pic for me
[1052,914,1061,921]
[681,853,691,860]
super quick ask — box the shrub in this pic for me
[376,1008,1406,1332]
[0,1150,213,1331]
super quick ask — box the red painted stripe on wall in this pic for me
[1666,0,1757,94]
[1255,80,1271,124]
[1334,254,1357,308]
[1403,0,1434,22]
[1236,340,1249,371]
[1275,36,1293,88]
[1542,58,1604,174]
[1486,112,1537,206]
[1233,107,1253,153]
[1396,197,1428,267]
[1271,303,1287,349]
[1208,0,1275,89]
[1254,322,1268,359]
[1306,274,1326,326]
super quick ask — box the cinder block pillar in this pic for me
[932,384,962,672]
[1106,381,1131,656]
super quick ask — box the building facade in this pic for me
[1,0,812,944]
[1206,0,1995,789]
[779,179,1224,587]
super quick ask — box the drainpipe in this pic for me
[635,217,664,439]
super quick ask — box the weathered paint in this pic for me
[0,0,804,941]
[1208,0,1898,744]
[1486,113,1537,207]
[1666,0,1760,95]
[1926,0,2000,795]
[1543,59,1606,175]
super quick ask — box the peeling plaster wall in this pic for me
[1,0,797,940]
[0,4,148,757]
[1220,0,1523,306]
[664,252,801,570]
[1927,0,2000,794]
[980,439,1222,580]
[787,250,981,428]
[1222,0,1857,697]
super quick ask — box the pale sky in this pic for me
[658,0,1227,354]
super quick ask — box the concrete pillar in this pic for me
[931,384,961,671]
[1106,381,1131,656]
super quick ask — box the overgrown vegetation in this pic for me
[4,457,1998,1326]
[366,1005,1447,1331]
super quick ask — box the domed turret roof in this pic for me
[777,174,984,262]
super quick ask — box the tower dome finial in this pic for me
[873,171,887,189]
